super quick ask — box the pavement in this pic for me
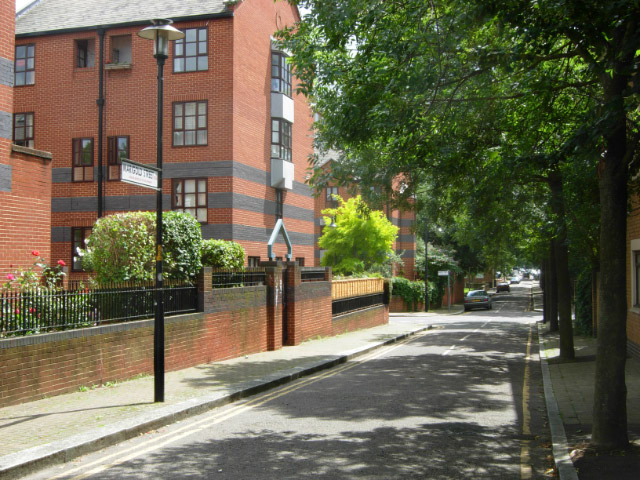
[534,290,640,480]
[1,291,639,480]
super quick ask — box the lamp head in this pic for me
[138,19,185,58]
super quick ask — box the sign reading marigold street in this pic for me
[121,159,160,190]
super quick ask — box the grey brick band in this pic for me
[0,110,12,140]
[52,192,314,222]
[52,161,313,197]
[0,57,14,88]
[0,163,12,192]
[54,223,316,247]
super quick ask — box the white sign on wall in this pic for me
[121,159,160,190]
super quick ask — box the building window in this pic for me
[107,136,129,180]
[72,227,92,271]
[174,27,207,73]
[173,101,207,146]
[15,44,35,86]
[275,189,284,221]
[13,113,34,148]
[72,138,94,182]
[295,257,305,266]
[172,178,207,222]
[271,52,291,97]
[271,119,292,161]
[110,35,132,64]
[248,256,261,267]
[76,39,95,68]
[325,186,339,207]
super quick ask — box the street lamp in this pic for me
[138,19,184,403]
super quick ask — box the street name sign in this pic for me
[438,270,449,276]
[121,159,160,190]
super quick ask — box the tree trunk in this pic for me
[591,74,629,450]
[548,239,559,332]
[549,171,575,360]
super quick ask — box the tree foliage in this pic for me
[281,0,640,449]
[319,195,398,275]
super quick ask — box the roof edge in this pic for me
[16,11,234,38]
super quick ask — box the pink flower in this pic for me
[15,309,20,315]
[29,308,35,313]
[6,274,15,281]
[31,250,40,256]
[57,260,66,267]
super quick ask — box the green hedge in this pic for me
[201,239,245,269]
[391,277,439,309]
[81,212,202,284]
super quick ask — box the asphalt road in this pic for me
[27,281,553,480]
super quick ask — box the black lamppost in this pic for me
[138,19,184,403]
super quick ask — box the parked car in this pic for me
[496,281,510,293]
[509,276,521,284]
[464,290,492,311]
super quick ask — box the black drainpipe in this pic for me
[97,28,106,218]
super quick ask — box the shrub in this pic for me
[162,211,203,280]
[80,212,202,284]
[201,239,245,269]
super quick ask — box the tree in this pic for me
[280,0,640,449]
[319,195,398,275]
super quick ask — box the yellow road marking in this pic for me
[55,331,429,480]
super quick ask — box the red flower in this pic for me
[57,260,66,267]
[15,309,20,315]
[29,308,35,313]
[32,250,40,256]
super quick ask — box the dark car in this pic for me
[464,290,492,311]
[496,281,510,293]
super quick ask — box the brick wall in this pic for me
[284,264,333,345]
[0,284,269,408]
[0,264,388,407]
[332,305,389,336]
[0,147,53,279]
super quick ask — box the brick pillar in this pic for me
[324,266,332,282]
[284,262,301,345]
[261,262,283,351]
[197,267,212,313]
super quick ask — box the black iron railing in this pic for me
[211,268,266,288]
[300,268,327,282]
[332,293,385,316]
[0,282,197,337]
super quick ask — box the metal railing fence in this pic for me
[0,282,197,337]
[332,293,385,316]
[300,267,327,282]
[211,268,266,288]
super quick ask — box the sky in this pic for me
[16,0,34,13]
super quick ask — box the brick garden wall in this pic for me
[332,305,389,336]
[0,285,268,408]
[0,265,388,407]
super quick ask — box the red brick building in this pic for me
[626,195,640,358]
[0,0,52,280]
[14,0,315,282]
[314,158,417,279]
